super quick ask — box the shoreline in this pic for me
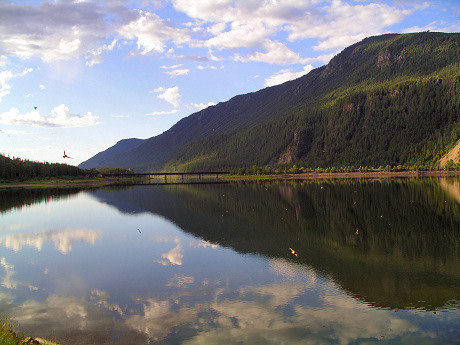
[0,170,459,188]
[223,170,460,181]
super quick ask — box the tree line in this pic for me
[0,154,133,182]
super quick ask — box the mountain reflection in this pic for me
[87,179,460,311]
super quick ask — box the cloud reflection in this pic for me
[1,268,445,345]
[0,257,37,291]
[0,228,101,254]
[155,237,184,266]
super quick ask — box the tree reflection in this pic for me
[87,178,460,311]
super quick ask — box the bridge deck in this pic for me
[100,172,230,185]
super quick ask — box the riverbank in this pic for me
[1,318,57,345]
[0,177,123,189]
[223,169,460,181]
[1,170,459,188]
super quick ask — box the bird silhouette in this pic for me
[62,150,71,159]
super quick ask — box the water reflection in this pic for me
[0,228,101,253]
[0,179,458,344]
[88,179,460,312]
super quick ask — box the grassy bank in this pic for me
[0,177,123,188]
[224,169,460,181]
[0,316,58,345]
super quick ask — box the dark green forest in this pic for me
[167,33,460,172]
[0,154,133,182]
[79,32,460,173]
[0,154,95,181]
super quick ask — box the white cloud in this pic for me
[164,68,189,77]
[235,40,307,65]
[39,84,45,90]
[265,65,314,87]
[0,1,109,63]
[86,39,117,67]
[186,102,216,111]
[117,10,190,56]
[287,1,412,51]
[0,55,8,67]
[173,0,414,62]
[146,109,180,116]
[153,86,181,108]
[0,104,99,128]
[0,68,33,103]
[197,65,218,70]
[161,64,183,69]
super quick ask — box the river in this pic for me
[0,178,459,344]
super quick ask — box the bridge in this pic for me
[100,171,230,185]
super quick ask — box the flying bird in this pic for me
[34,107,37,110]
[63,150,71,159]
[289,247,298,257]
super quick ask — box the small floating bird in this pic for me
[289,247,298,257]
[62,150,71,159]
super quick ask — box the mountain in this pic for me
[79,138,143,169]
[80,32,460,172]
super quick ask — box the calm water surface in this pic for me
[0,178,459,344]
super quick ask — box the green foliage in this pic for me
[0,316,22,345]
[0,154,99,182]
[97,167,134,174]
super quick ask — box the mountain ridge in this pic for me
[79,32,460,172]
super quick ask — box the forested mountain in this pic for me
[79,138,143,169]
[80,32,460,172]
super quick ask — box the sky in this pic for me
[0,0,459,165]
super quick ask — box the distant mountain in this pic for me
[79,138,143,169]
[81,32,460,172]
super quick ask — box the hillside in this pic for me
[80,32,460,172]
[78,138,143,169]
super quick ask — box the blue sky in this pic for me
[0,0,459,165]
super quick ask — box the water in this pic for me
[0,178,459,344]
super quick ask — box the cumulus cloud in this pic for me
[0,68,33,103]
[86,39,117,67]
[117,10,190,56]
[0,1,108,63]
[265,65,314,87]
[0,104,100,128]
[172,0,414,63]
[152,86,181,107]
[0,0,433,68]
